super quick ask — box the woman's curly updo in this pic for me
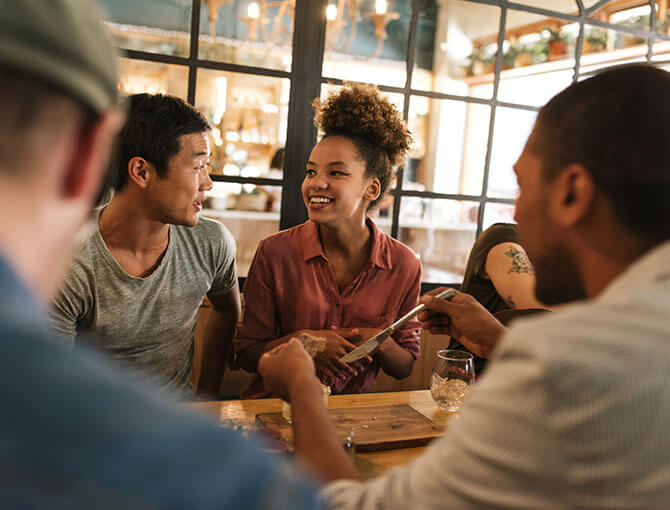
[312,83,412,208]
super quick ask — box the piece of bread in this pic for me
[296,332,327,357]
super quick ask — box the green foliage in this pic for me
[468,43,496,65]
[585,28,607,50]
[543,27,566,43]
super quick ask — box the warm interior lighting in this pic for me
[326,4,338,21]
[375,0,387,15]
[262,103,279,114]
[247,2,259,19]
[213,76,227,125]
[203,0,398,58]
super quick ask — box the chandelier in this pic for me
[204,0,400,58]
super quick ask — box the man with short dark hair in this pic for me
[259,64,670,508]
[0,1,318,506]
[50,92,240,397]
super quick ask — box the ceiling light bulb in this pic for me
[247,3,259,19]
[375,0,387,15]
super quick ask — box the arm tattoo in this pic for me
[504,295,515,308]
[504,246,535,275]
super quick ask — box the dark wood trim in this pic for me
[279,0,328,231]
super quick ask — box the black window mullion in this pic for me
[187,0,202,105]
[211,175,283,187]
[573,3,586,82]
[477,3,508,240]
[279,0,328,231]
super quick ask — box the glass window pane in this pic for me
[497,11,577,107]
[118,58,189,98]
[198,1,293,71]
[369,194,394,236]
[101,0,192,58]
[652,38,670,63]
[399,198,478,282]
[497,67,573,107]
[512,1,579,14]
[412,0,500,100]
[579,26,648,78]
[406,97,489,196]
[323,0,410,87]
[487,106,537,199]
[482,202,516,231]
[195,69,290,178]
[583,0,607,8]
[590,2,651,30]
[655,0,670,36]
[203,184,281,277]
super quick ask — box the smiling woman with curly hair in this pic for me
[234,83,422,398]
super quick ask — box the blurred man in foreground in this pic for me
[0,0,317,506]
[260,64,670,508]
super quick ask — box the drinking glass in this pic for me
[430,350,475,412]
[282,384,330,424]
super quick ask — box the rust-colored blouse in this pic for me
[234,219,422,398]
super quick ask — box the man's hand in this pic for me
[258,338,317,401]
[261,339,362,483]
[418,288,506,358]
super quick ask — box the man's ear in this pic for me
[127,156,153,189]
[62,109,124,201]
[365,178,381,202]
[550,163,596,227]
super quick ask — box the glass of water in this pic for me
[430,349,475,412]
[282,383,330,424]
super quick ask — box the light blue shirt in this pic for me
[0,255,319,508]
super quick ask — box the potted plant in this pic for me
[583,27,607,54]
[502,43,520,69]
[544,27,569,61]
[514,46,534,67]
[658,15,670,35]
[616,15,648,47]
[468,44,496,76]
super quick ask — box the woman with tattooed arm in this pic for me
[419,223,548,374]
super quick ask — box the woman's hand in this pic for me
[297,328,373,381]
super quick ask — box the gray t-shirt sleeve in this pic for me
[50,260,92,347]
[206,220,238,297]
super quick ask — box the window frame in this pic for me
[114,0,668,289]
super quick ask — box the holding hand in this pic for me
[418,287,505,358]
[258,338,317,401]
[336,327,383,347]
[300,328,372,380]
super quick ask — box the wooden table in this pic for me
[187,390,458,479]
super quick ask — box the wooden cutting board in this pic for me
[255,404,445,452]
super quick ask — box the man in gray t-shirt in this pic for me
[51,94,241,397]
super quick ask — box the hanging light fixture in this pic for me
[204,0,399,57]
